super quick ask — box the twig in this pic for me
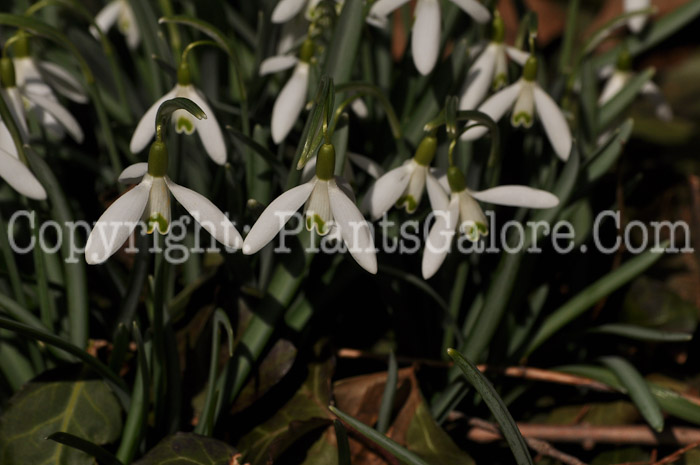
[651,440,700,465]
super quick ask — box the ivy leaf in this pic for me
[134,433,238,465]
[0,367,122,465]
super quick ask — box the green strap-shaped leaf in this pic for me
[447,349,534,465]
[590,323,692,342]
[47,432,124,465]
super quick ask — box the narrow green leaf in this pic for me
[447,349,533,465]
[598,69,654,130]
[323,0,364,83]
[329,406,432,465]
[601,356,664,432]
[47,432,124,465]
[294,75,332,173]
[583,8,656,55]
[156,97,206,136]
[591,324,692,342]
[377,351,398,434]
[583,119,634,185]
[334,420,351,465]
[526,242,668,355]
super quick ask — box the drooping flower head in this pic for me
[243,143,377,274]
[91,0,140,49]
[624,0,651,33]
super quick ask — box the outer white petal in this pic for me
[334,175,356,202]
[272,0,307,23]
[328,181,377,274]
[242,180,315,254]
[260,55,299,76]
[361,163,412,220]
[14,58,52,97]
[0,148,46,200]
[422,195,459,279]
[504,46,530,65]
[91,1,122,38]
[129,87,178,153]
[459,43,497,110]
[85,179,151,264]
[189,87,227,165]
[4,88,28,140]
[598,71,629,105]
[271,62,309,144]
[640,81,674,121]
[22,91,84,143]
[625,0,649,32]
[165,177,242,249]
[301,156,316,183]
[119,2,141,49]
[347,152,384,179]
[511,81,535,128]
[369,0,411,18]
[533,86,572,161]
[426,171,449,211]
[0,123,17,157]
[412,0,442,75]
[461,80,521,140]
[470,185,559,208]
[118,162,148,184]
[37,61,88,103]
[450,0,491,23]
[350,98,369,119]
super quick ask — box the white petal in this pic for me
[271,62,309,143]
[361,163,412,220]
[146,177,171,234]
[334,176,356,203]
[625,0,650,32]
[450,0,491,23]
[118,162,148,184]
[347,152,384,179]
[504,46,530,65]
[4,88,28,140]
[305,181,332,234]
[260,55,299,75]
[129,87,178,154]
[598,72,629,105]
[272,0,307,23]
[598,64,615,79]
[92,1,122,37]
[85,179,151,264]
[421,195,459,279]
[118,2,140,49]
[534,86,572,161]
[0,123,17,157]
[459,43,497,110]
[328,181,377,274]
[23,91,84,143]
[426,170,449,211]
[242,180,315,254]
[301,156,316,183]
[640,81,674,121]
[189,87,227,165]
[37,61,88,103]
[0,148,46,200]
[369,0,411,18]
[350,98,369,119]
[412,0,442,75]
[511,81,535,128]
[470,185,559,208]
[165,177,242,249]
[461,80,521,140]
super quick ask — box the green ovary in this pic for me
[148,213,169,235]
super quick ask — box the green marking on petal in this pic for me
[512,111,533,128]
[492,73,507,90]
[148,213,169,235]
[176,116,195,134]
[462,221,488,242]
[306,214,329,235]
[396,195,418,213]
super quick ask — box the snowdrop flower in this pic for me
[0,59,46,200]
[462,56,572,161]
[85,141,242,264]
[598,50,672,122]
[624,0,651,34]
[302,151,384,184]
[459,13,530,110]
[243,143,377,274]
[362,136,443,219]
[367,0,491,75]
[260,39,314,144]
[130,62,227,165]
[11,36,85,143]
[271,0,341,24]
[91,0,140,49]
[422,167,558,279]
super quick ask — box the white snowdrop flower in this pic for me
[367,0,491,75]
[459,13,530,110]
[362,136,444,220]
[598,51,672,122]
[624,0,651,34]
[85,142,242,265]
[261,39,314,144]
[243,143,377,274]
[91,0,140,49]
[271,0,342,24]
[461,56,573,161]
[421,167,558,279]
[130,62,227,165]
[11,36,85,143]
[301,151,384,184]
